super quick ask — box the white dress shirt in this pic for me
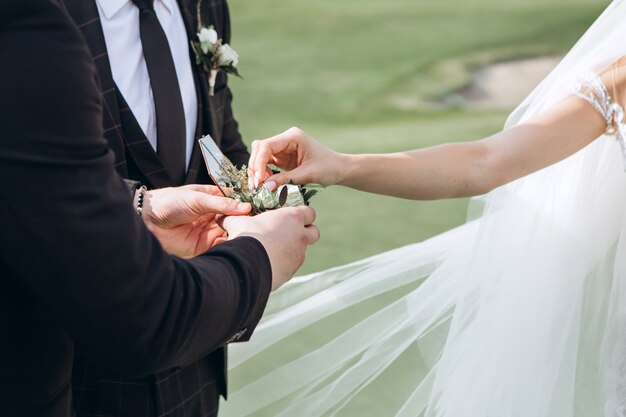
[96,0,198,170]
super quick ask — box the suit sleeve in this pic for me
[0,0,271,378]
[124,178,142,196]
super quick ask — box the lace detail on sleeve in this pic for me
[573,74,626,170]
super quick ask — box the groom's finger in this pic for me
[218,213,246,235]
[181,184,223,196]
[304,225,321,245]
[189,194,251,216]
[289,205,317,226]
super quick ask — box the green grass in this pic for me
[227,0,607,275]
[220,1,608,415]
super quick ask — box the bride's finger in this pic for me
[248,139,268,188]
[249,130,299,184]
[262,166,309,190]
[249,139,280,185]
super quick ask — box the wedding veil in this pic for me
[221,1,626,415]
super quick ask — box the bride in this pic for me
[222,1,626,416]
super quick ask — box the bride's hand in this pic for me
[138,184,251,258]
[248,127,345,190]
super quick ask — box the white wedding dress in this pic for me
[222,1,626,416]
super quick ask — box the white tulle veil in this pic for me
[221,1,626,415]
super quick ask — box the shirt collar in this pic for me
[160,0,174,16]
[96,0,174,20]
[96,0,129,20]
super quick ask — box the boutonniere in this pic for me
[191,0,241,96]
[198,135,319,214]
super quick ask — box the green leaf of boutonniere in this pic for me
[198,135,321,214]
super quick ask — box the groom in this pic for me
[61,0,248,188]
[60,0,253,415]
[1,1,320,416]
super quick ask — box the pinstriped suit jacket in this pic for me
[62,0,249,190]
[0,1,271,416]
[60,1,253,416]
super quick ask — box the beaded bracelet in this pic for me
[136,185,148,216]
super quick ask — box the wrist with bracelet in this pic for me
[135,185,148,216]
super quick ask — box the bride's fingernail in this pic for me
[248,178,254,190]
[254,177,260,189]
[265,180,277,191]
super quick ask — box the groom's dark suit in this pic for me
[62,0,249,189]
[0,1,271,416]
[58,1,250,416]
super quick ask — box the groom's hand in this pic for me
[221,206,320,291]
[139,184,251,258]
[248,127,345,190]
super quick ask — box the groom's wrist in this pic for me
[133,185,148,216]
[133,187,157,225]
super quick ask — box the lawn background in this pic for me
[222,1,609,415]
[227,0,607,275]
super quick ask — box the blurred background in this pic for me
[227,0,607,274]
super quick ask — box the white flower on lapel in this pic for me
[217,43,239,68]
[191,22,242,95]
[198,27,218,54]
[198,27,218,44]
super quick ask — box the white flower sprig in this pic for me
[198,135,319,214]
[191,0,241,95]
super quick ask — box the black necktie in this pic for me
[132,0,186,185]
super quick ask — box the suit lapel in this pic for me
[67,0,220,187]
[184,72,209,185]
[62,0,128,176]
[116,92,174,189]
[64,0,173,188]
[177,0,219,185]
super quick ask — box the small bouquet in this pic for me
[191,1,241,95]
[198,135,319,214]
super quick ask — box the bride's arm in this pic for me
[339,96,605,199]
[249,68,624,200]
